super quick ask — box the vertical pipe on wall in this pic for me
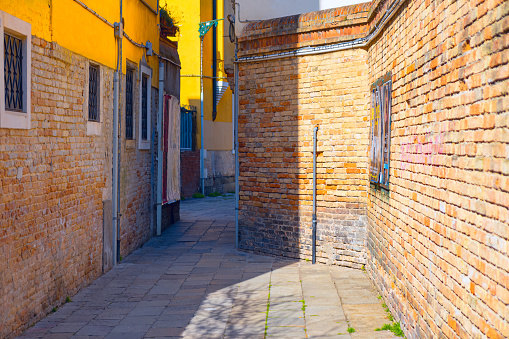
[200,37,205,195]
[312,126,318,264]
[234,58,239,249]
[212,0,217,120]
[157,60,164,236]
[116,0,123,263]
[112,70,119,266]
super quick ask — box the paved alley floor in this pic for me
[19,196,398,339]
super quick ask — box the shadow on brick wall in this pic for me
[238,58,305,259]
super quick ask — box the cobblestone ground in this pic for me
[19,196,398,339]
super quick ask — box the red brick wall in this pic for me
[181,150,200,198]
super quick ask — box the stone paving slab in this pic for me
[18,196,400,339]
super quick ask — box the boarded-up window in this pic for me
[369,72,392,189]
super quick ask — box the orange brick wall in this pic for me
[238,18,371,266]
[238,0,509,337]
[0,38,106,337]
[0,37,158,337]
[366,0,509,338]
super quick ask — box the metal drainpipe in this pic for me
[112,70,119,266]
[212,0,217,120]
[116,0,123,263]
[200,37,205,195]
[312,126,318,264]
[157,60,164,236]
[234,44,239,249]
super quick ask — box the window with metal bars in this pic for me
[141,75,148,140]
[126,69,134,139]
[4,34,23,112]
[88,65,99,121]
[180,106,195,150]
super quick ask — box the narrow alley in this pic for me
[18,197,397,339]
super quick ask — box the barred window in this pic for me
[180,106,195,150]
[138,64,151,150]
[141,75,148,140]
[369,72,392,189]
[88,65,99,121]
[0,10,31,130]
[126,69,134,139]
[4,33,23,112]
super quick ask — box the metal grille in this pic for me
[125,69,134,139]
[141,75,148,140]
[4,34,23,111]
[89,65,99,121]
[180,106,195,150]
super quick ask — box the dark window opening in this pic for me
[4,34,23,112]
[89,65,99,121]
[141,75,148,140]
[126,69,134,139]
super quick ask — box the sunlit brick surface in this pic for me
[238,0,509,338]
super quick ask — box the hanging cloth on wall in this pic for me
[162,94,181,204]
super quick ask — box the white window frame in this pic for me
[138,64,152,150]
[0,10,31,129]
[84,60,103,136]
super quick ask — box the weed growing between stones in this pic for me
[299,299,306,312]
[375,298,405,337]
[264,282,272,339]
[375,322,405,337]
[347,327,356,333]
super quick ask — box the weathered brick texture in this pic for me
[366,1,509,338]
[181,150,200,198]
[0,38,105,337]
[238,0,509,338]
[238,39,370,266]
[0,37,159,337]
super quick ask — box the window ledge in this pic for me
[86,121,102,136]
[0,10,31,130]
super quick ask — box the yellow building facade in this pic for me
[0,0,160,83]
[165,0,235,195]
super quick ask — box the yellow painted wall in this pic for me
[163,0,233,150]
[0,0,160,86]
[0,0,52,41]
